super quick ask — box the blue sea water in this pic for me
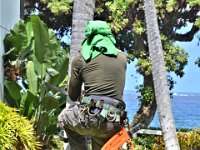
[123,90,200,129]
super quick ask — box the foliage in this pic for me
[51,136,64,150]
[24,0,199,127]
[136,85,155,105]
[136,37,188,77]
[0,101,41,150]
[24,0,198,85]
[195,57,200,67]
[195,18,200,28]
[153,129,200,150]
[132,128,200,150]
[134,145,149,150]
[132,135,155,149]
[132,19,146,35]
[41,0,73,15]
[3,15,68,145]
[105,0,130,32]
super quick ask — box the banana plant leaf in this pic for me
[43,96,59,112]
[4,80,22,107]
[6,20,28,52]
[26,61,38,95]
[31,15,52,64]
[20,91,36,119]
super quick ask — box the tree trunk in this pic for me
[144,0,180,149]
[131,34,157,128]
[66,0,96,104]
[131,74,157,128]
[64,1,96,149]
[68,0,96,80]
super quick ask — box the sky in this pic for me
[124,33,200,93]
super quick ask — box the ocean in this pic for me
[123,90,200,129]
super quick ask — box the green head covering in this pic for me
[81,20,118,61]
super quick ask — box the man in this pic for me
[58,20,127,150]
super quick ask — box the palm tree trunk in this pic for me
[68,0,96,79]
[66,0,96,106]
[64,1,96,149]
[144,0,180,149]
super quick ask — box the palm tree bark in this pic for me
[68,0,96,79]
[64,1,96,149]
[144,0,180,149]
[66,0,96,102]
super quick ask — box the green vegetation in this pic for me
[22,0,199,133]
[0,101,41,150]
[2,0,199,147]
[3,15,69,146]
[132,128,200,150]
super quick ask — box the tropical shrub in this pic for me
[132,135,155,150]
[3,15,69,145]
[153,129,200,150]
[133,128,200,150]
[0,101,41,150]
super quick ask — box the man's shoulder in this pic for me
[117,50,127,61]
[73,54,85,63]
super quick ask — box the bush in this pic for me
[0,101,41,150]
[3,15,68,145]
[133,128,200,150]
[132,135,155,149]
[153,129,200,150]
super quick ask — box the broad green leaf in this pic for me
[27,61,38,94]
[4,86,19,108]
[187,0,200,6]
[57,57,69,83]
[19,38,34,60]
[25,20,33,45]
[47,68,59,77]
[7,20,28,52]
[43,96,59,111]
[49,74,60,85]
[4,80,21,105]
[31,55,51,79]
[3,34,13,53]
[35,111,49,134]
[49,29,61,51]
[50,56,68,85]
[20,91,35,119]
[31,15,52,63]
[45,121,57,135]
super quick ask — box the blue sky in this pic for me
[124,33,200,93]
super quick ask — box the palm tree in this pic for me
[66,0,96,112]
[68,0,96,77]
[64,1,96,149]
[143,0,180,149]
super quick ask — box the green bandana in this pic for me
[81,20,118,61]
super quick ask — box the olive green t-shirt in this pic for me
[68,51,127,101]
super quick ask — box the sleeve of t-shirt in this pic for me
[68,55,83,101]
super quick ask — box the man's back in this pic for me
[69,51,127,101]
[60,21,128,150]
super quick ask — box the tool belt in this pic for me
[79,95,126,123]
